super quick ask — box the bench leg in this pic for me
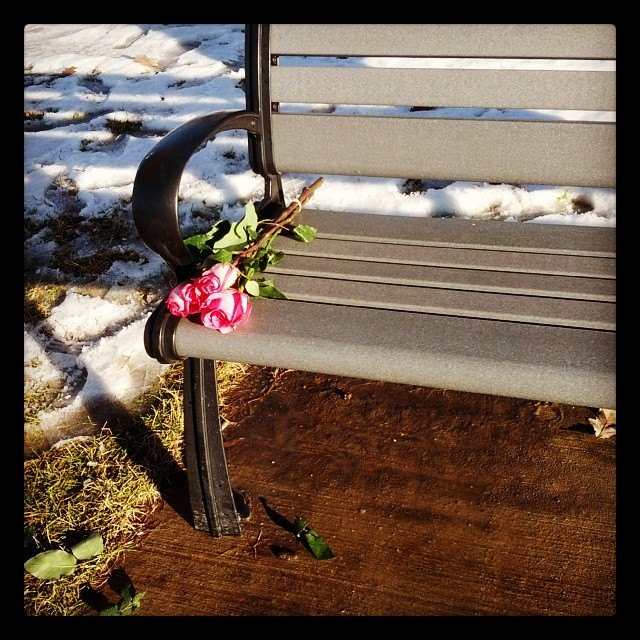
[183,357,242,536]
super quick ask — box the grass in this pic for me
[23,360,250,616]
[25,204,145,281]
[24,283,66,325]
[105,117,142,136]
[23,200,224,615]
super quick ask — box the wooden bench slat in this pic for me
[270,24,616,60]
[275,237,614,279]
[268,255,615,302]
[271,67,616,112]
[292,212,616,257]
[170,299,615,409]
[270,114,616,187]
[265,273,614,330]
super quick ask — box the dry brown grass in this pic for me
[23,360,250,616]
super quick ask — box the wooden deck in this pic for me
[101,369,616,616]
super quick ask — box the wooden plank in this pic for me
[172,299,615,408]
[270,114,616,187]
[290,211,616,257]
[271,66,616,112]
[270,24,615,59]
[268,254,615,302]
[119,375,615,616]
[274,237,615,279]
[268,273,614,330]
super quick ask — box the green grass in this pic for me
[23,360,249,616]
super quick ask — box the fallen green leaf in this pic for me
[294,516,334,560]
[24,549,77,580]
[99,583,145,616]
[71,532,103,560]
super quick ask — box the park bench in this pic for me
[132,24,616,536]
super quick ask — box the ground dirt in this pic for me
[95,366,616,616]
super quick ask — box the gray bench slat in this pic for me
[275,237,614,279]
[268,255,615,302]
[270,24,615,60]
[271,114,616,187]
[293,212,616,257]
[266,273,614,331]
[171,299,615,409]
[271,67,616,112]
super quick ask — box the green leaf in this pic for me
[24,549,77,580]
[71,532,103,560]
[210,248,234,264]
[185,218,240,253]
[206,219,231,243]
[205,227,245,251]
[294,517,334,560]
[184,229,216,251]
[212,202,259,250]
[99,583,145,616]
[243,200,258,229]
[98,605,120,616]
[185,223,226,262]
[244,279,260,296]
[257,280,287,300]
[247,248,274,273]
[292,224,317,243]
[268,250,285,265]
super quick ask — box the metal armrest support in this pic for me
[132,110,267,536]
[132,110,260,281]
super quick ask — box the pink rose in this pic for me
[166,281,203,316]
[200,289,252,334]
[196,263,240,295]
[166,263,242,318]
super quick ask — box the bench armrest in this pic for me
[132,110,260,281]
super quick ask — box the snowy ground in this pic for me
[24,24,616,453]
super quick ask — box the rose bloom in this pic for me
[166,281,203,316]
[195,263,239,296]
[200,289,252,334]
[166,263,241,318]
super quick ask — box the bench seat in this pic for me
[147,210,615,409]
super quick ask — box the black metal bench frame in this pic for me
[132,24,616,536]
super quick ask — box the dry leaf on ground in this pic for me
[133,55,159,69]
[588,409,616,439]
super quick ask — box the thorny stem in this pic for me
[231,177,324,267]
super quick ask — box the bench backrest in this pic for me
[246,24,615,200]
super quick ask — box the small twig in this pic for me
[231,177,324,267]
[249,529,264,558]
